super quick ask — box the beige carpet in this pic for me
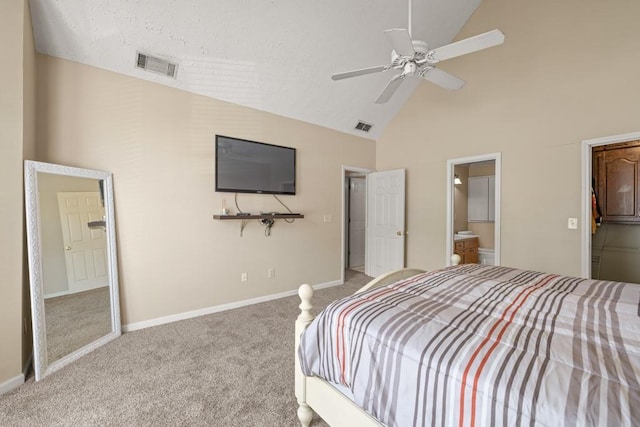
[45,286,112,362]
[0,270,371,426]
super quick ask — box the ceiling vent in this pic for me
[354,121,373,133]
[136,52,178,79]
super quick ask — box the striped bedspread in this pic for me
[298,264,640,426]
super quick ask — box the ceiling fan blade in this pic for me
[384,28,415,57]
[331,65,389,81]
[375,75,405,104]
[429,29,505,62]
[422,67,465,90]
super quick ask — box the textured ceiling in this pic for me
[29,0,482,140]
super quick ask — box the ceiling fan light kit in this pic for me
[331,0,505,104]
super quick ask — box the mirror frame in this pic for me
[25,160,121,381]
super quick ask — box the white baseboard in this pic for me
[0,353,32,396]
[0,373,24,396]
[312,279,344,291]
[123,279,343,332]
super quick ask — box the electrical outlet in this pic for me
[568,218,578,230]
[268,268,275,278]
[241,272,248,282]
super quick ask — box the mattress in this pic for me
[298,264,640,426]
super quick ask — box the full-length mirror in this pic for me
[25,161,121,381]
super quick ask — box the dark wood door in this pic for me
[593,141,640,223]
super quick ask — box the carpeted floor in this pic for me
[45,286,112,362]
[0,270,372,427]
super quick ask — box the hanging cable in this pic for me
[259,218,274,236]
[235,192,245,215]
[273,194,295,223]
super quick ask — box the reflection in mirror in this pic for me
[25,161,121,381]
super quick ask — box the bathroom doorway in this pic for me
[446,153,501,266]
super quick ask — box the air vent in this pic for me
[355,121,373,133]
[136,52,178,79]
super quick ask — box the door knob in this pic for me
[396,231,404,236]
[65,246,72,250]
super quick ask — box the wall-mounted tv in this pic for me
[215,135,296,195]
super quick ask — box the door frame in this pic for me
[341,165,374,284]
[446,153,502,266]
[580,131,640,278]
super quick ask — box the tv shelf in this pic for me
[213,213,304,220]
[213,213,303,237]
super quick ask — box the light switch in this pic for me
[323,214,332,223]
[568,218,578,229]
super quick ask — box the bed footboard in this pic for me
[295,284,315,427]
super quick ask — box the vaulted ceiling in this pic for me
[29,0,482,140]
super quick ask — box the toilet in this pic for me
[478,248,495,265]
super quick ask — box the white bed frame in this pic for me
[295,267,434,426]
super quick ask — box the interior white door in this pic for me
[349,177,366,268]
[366,169,406,277]
[57,192,109,294]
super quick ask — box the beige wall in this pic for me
[0,0,34,388]
[35,55,376,324]
[377,0,640,276]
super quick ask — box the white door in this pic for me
[349,177,366,268]
[366,169,406,277]
[57,192,109,294]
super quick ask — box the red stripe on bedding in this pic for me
[335,274,429,384]
[458,274,557,427]
[336,287,397,385]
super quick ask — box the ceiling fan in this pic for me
[331,0,505,104]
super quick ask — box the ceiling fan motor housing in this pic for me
[404,62,417,76]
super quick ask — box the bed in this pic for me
[294,261,640,426]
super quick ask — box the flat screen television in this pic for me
[215,135,296,195]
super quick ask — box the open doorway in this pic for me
[581,131,640,281]
[446,153,501,266]
[341,166,373,283]
[341,166,407,282]
[346,175,366,273]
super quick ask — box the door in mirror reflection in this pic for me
[57,191,108,293]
